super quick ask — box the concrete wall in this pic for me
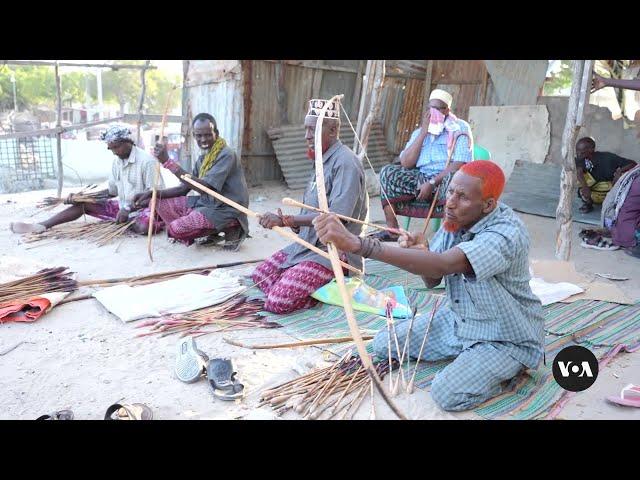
[537,96,640,165]
[469,105,550,180]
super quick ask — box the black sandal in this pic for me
[206,358,245,401]
[35,410,74,420]
[222,227,248,252]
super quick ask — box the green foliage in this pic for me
[0,61,182,114]
[543,60,573,96]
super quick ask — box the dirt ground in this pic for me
[0,182,638,420]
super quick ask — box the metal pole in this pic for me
[136,61,151,146]
[96,68,103,120]
[10,73,17,111]
[55,61,64,197]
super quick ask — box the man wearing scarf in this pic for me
[374,89,473,241]
[134,113,249,250]
[10,125,164,235]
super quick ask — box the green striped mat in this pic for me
[249,260,640,419]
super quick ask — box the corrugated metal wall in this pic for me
[485,60,549,106]
[381,60,490,154]
[241,60,361,184]
[185,61,244,171]
[185,60,545,182]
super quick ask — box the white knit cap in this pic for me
[429,89,453,108]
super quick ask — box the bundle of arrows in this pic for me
[22,220,135,247]
[259,352,396,420]
[0,267,78,304]
[135,296,277,338]
[36,188,111,211]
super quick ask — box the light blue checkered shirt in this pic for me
[401,119,473,177]
[429,203,545,369]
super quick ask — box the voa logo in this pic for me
[552,346,599,392]
[557,361,594,378]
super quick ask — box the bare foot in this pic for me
[10,222,46,234]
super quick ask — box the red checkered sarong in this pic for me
[251,250,335,315]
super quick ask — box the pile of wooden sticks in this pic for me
[0,267,78,304]
[135,295,276,338]
[22,221,135,247]
[259,353,395,420]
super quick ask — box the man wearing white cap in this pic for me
[251,98,368,315]
[10,125,164,235]
[373,89,473,241]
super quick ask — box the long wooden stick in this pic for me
[179,175,361,275]
[313,94,405,420]
[147,86,177,262]
[78,259,264,287]
[407,296,442,394]
[421,132,471,236]
[223,335,373,350]
[282,197,401,234]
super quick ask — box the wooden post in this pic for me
[480,64,490,106]
[421,60,434,114]
[555,60,587,261]
[354,60,373,149]
[54,61,63,198]
[576,60,594,127]
[136,60,151,144]
[274,60,288,125]
[356,60,386,159]
[180,60,191,170]
[350,60,365,118]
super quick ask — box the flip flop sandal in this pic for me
[580,237,620,251]
[104,403,153,420]
[579,229,600,241]
[222,231,248,252]
[35,409,74,420]
[175,336,209,383]
[606,384,640,408]
[367,230,399,242]
[195,233,225,246]
[206,358,245,401]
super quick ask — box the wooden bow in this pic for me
[313,94,406,420]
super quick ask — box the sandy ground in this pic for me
[0,182,638,420]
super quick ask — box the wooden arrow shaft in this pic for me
[179,175,361,275]
[282,197,401,235]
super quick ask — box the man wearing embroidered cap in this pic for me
[251,98,368,314]
[374,89,474,241]
[10,124,164,235]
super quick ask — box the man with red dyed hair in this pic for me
[313,160,545,412]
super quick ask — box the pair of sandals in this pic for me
[36,403,153,420]
[175,337,245,401]
[579,228,620,251]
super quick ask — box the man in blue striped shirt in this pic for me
[313,161,545,412]
[375,89,473,241]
